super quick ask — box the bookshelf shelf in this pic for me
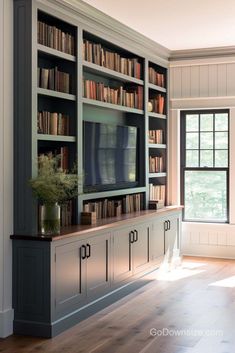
[37,87,76,101]
[83,60,144,85]
[81,187,147,201]
[37,134,76,142]
[82,97,144,115]
[148,83,166,93]
[148,172,167,178]
[37,44,76,62]
[148,144,167,149]
[148,112,167,119]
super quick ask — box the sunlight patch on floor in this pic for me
[209,275,235,288]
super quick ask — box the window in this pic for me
[181,110,229,223]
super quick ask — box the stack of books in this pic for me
[149,156,164,173]
[149,184,166,201]
[38,66,70,94]
[38,21,75,55]
[83,39,142,79]
[83,79,143,109]
[61,201,73,227]
[149,67,165,87]
[37,111,70,135]
[148,129,164,144]
[149,94,165,114]
[83,193,144,220]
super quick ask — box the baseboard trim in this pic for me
[0,308,14,338]
[13,275,154,338]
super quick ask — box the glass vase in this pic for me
[40,203,60,235]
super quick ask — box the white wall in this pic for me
[0,0,14,338]
[169,57,235,259]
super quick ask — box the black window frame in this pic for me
[180,109,229,223]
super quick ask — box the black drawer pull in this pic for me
[167,220,170,230]
[129,231,135,243]
[80,245,86,260]
[134,229,138,242]
[164,220,168,231]
[86,243,91,258]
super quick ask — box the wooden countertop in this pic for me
[10,206,183,242]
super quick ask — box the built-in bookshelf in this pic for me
[14,2,169,234]
[147,61,167,206]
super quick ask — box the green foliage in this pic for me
[29,155,79,205]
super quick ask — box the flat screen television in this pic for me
[83,121,139,192]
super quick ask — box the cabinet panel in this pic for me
[164,213,180,262]
[133,223,150,273]
[113,227,132,283]
[150,219,165,262]
[55,241,86,313]
[86,233,111,297]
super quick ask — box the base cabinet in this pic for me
[12,208,182,337]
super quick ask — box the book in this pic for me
[148,129,164,144]
[149,183,166,202]
[148,67,165,87]
[38,67,71,94]
[149,94,165,114]
[38,111,70,135]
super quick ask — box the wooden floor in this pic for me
[1,256,235,353]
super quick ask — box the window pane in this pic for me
[186,150,198,167]
[184,171,227,222]
[215,132,228,149]
[215,150,228,167]
[186,115,199,131]
[200,114,213,131]
[186,133,199,149]
[200,132,213,149]
[215,113,228,131]
[200,150,213,167]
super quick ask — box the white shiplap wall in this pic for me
[0,0,14,338]
[170,59,235,99]
[169,58,235,259]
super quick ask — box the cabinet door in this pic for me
[55,241,86,314]
[133,223,150,274]
[150,219,165,263]
[164,214,180,262]
[86,233,111,298]
[112,226,133,284]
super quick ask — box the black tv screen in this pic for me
[83,122,138,192]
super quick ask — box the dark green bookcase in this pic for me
[14,0,169,235]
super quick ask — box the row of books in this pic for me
[149,95,165,114]
[83,39,142,79]
[148,67,165,87]
[149,156,164,173]
[83,193,144,219]
[149,184,166,201]
[148,129,164,144]
[61,201,73,227]
[38,21,75,55]
[38,146,69,171]
[38,111,70,136]
[83,79,143,110]
[38,67,70,94]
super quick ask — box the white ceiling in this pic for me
[82,0,235,51]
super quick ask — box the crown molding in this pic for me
[170,46,235,61]
[38,0,170,64]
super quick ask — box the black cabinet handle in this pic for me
[164,220,168,231]
[86,243,91,258]
[167,220,171,230]
[129,231,134,244]
[80,245,86,260]
[134,229,138,242]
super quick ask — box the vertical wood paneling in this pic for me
[199,231,208,245]
[217,232,227,246]
[226,63,235,96]
[181,66,191,98]
[217,64,227,96]
[199,65,209,97]
[208,232,218,245]
[208,64,218,97]
[172,67,182,98]
[190,65,200,97]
